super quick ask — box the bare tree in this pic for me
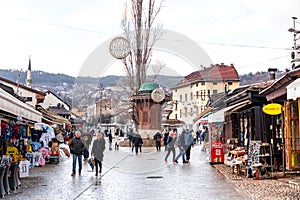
[120,0,164,131]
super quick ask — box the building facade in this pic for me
[171,63,240,131]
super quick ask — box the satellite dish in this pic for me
[151,88,165,103]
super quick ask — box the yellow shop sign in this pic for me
[262,103,282,115]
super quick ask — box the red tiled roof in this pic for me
[176,64,239,86]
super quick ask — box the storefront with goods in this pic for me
[0,87,70,197]
[207,69,300,180]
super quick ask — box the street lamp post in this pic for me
[288,17,300,50]
[100,94,102,126]
[288,17,300,70]
[97,84,104,131]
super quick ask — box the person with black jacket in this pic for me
[163,129,169,151]
[132,133,143,155]
[108,130,113,150]
[153,132,162,151]
[69,130,85,176]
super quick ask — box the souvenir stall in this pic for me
[33,123,70,164]
[0,87,42,197]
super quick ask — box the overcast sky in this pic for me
[0,0,299,78]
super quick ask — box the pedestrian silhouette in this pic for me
[91,132,106,176]
[153,132,162,151]
[164,130,176,163]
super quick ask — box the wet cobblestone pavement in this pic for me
[214,164,300,200]
[6,144,300,199]
[4,145,249,200]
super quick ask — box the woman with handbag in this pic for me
[91,133,106,176]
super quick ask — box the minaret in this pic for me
[26,55,32,88]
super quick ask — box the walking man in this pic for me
[108,130,113,150]
[185,129,194,163]
[69,130,85,176]
[174,129,188,164]
[132,133,143,155]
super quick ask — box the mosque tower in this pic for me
[26,55,32,88]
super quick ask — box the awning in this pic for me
[193,106,212,123]
[0,88,41,122]
[225,100,251,114]
[36,105,70,126]
[208,108,226,123]
[287,78,300,100]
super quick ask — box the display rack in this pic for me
[259,143,274,178]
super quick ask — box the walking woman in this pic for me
[91,133,106,176]
[164,130,176,163]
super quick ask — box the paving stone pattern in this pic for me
[4,145,250,200]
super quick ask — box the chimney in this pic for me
[267,68,278,80]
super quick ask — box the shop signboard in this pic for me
[262,103,282,115]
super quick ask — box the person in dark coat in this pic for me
[108,130,113,150]
[163,129,169,151]
[91,133,106,176]
[69,130,85,176]
[174,129,188,164]
[128,132,133,149]
[132,133,143,155]
[153,132,162,151]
